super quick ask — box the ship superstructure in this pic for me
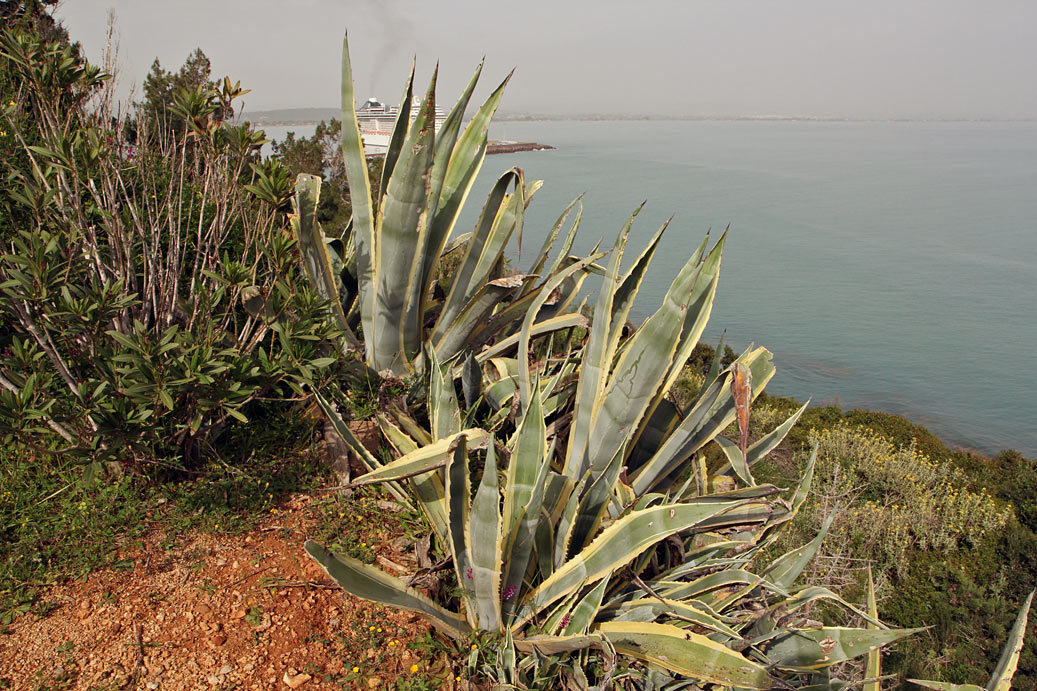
[356,97,446,155]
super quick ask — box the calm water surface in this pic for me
[268,120,1037,457]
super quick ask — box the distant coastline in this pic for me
[241,107,1037,127]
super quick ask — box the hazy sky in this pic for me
[55,0,1037,120]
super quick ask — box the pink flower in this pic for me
[503,586,517,600]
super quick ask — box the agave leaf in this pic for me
[461,350,482,410]
[524,196,583,288]
[374,69,437,371]
[421,61,484,283]
[585,237,725,483]
[434,281,518,362]
[433,170,520,342]
[292,175,360,348]
[608,220,668,356]
[375,413,450,545]
[564,446,625,557]
[701,331,728,393]
[468,441,503,630]
[386,404,434,446]
[485,376,517,411]
[428,346,461,439]
[626,400,683,476]
[717,401,809,482]
[715,435,755,486]
[596,621,775,689]
[542,589,585,635]
[378,61,414,197]
[339,34,377,353]
[764,626,922,672]
[563,209,639,479]
[445,436,475,626]
[624,233,723,462]
[606,597,741,639]
[313,390,415,504]
[656,568,777,602]
[630,346,776,496]
[512,633,603,655]
[554,473,590,569]
[986,590,1035,691]
[520,500,746,623]
[503,379,547,539]
[518,252,608,411]
[474,313,589,363]
[305,540,470,638]
[376,413,419,455]
[501,380,550,619]
[428,71,512,264]
[865,568,881,691]
[562,577,611,636]
[764,511,836,590]
[349,429,490,486]
[766,586,883,630]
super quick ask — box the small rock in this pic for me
[156,613,165,623]
[242,663,255,672]
[196,603,212,616]
[215,558,228,566]
[219,664,235,675]
[367,678,382,688]
[254,613,272,631]
[147,683,159,690]
[207,674,221,686]
[231,560,240,569]
[230,607,246,619]
[210,634,227,646]
[282,669,312,688]
[53,665,67,681]
[148,664,165,676]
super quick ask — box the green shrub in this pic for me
[0,25,341,476]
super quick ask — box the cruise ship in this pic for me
[356,97,446,155]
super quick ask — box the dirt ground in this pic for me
[0,494,438,690]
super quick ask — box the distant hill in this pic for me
[239,107,339,125]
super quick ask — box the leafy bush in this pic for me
[0,25,341,476]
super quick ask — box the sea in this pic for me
[262,120,1037,458]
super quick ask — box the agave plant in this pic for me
[292,35,594,375]
[305,221,920,687]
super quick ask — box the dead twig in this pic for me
[219,565,274,590]
[121,622,144,690]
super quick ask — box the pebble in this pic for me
[210,634,227,646]
[282,669,312,688]
[207,674,221,685]
[219,664,235,675]
[196,603,212,616]
[216,558,228,566]
[147,683,159,690]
